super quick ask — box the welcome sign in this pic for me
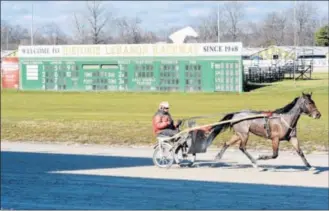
[18,42,242,58]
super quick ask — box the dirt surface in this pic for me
[1,141,328,210]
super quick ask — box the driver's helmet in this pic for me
[159,101,169,110]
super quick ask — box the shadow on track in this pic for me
[194,161,329,174]
[1,151,328,210]
[1,151,153,172]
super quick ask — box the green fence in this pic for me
[18,43,244,92]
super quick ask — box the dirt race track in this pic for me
[1,141,329,210]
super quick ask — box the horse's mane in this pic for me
[272,97,299,114]
[238,97,300,115]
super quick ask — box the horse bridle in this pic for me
[279,97,318,130]
[299,97,319,117]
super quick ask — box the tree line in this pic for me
[1,1,328,50]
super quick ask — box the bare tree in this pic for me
[262,11,288,45]
[290,2,318,45]
[1,20,10,50]
[238,21,257,47]
[72,12,88,44]
[141,31,160,43]
[194,6,231,43]
[320,15,329,27]
[40,22,67,45]
[1,21,29,49]
[156,26,184,42]
[71,1,112,44]
[115,16,143,44]
[114,17,162,44]
[86,1,110,44]
[222,1,245,41]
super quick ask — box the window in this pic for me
[101,64,118,69]
[161,64,177,71]
[135,64,154,70]
[297,55,326,59]
[185,64,201,71]
[83,64,99,70]
[214,63,221,69]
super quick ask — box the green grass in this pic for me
[1,73,328,152]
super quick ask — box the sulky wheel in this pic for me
[152,142,175,169]
[174,146,196,167]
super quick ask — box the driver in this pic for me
[152,101,182,137]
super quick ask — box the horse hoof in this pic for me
[258,167,267,172]
[252,163,258,169]
[214,156,221,161]
[308,166,316,171]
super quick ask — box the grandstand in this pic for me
[242,45,328,83]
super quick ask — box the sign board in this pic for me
[18,42,244,93]
[18,42,243,58]
[1,57,19,89]
[19,58,243,92]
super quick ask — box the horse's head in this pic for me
[299,92,321,119]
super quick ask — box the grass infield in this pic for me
[1,73,328,152]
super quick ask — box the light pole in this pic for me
[293,0,297,86]
[6,27,9,50]
[31,3,34,45]
[217,2,220,43]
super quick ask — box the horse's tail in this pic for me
[211,112,237,136]
[205,112,237,146]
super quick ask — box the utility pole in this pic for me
[31,3,34,45]
[293,0,297,86]
[6,27,9,50]
[217,2,220,43]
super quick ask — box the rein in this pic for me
[161,114,269,142]
[180,112,230,122]
[279,115,294,130]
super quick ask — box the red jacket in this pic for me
[152,110,177,135]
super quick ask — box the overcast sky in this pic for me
[1,1,328,35]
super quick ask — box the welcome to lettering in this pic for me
[21,47,50,54]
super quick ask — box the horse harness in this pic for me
[262,112,296,139]
[262,112,273,138]
[182,111,296,139]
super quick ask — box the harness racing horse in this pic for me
[210,92,321,170]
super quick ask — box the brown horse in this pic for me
[210,92,321,170]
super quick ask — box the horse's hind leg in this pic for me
[257,137,280,160]
[238,133,258,168]
[214,134,240,161]
[289,137,313,169]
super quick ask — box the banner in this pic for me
[18,42,243,58]
[1,57,19,89]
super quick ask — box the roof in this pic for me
[1,50,17,58]
[269,46,328,55]
[242,47,265,56]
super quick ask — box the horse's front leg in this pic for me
[289,137,313,169]
[257,137,280,160]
